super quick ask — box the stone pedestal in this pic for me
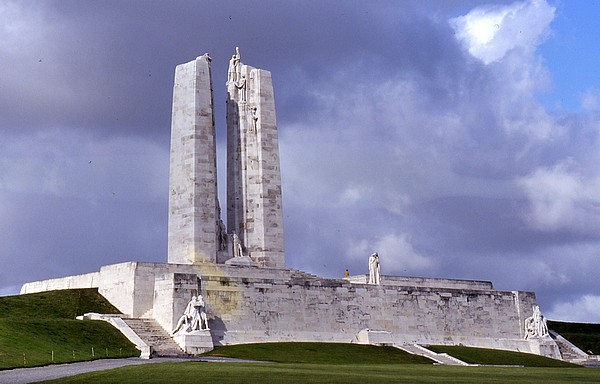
[173,330,214,354]
[528,337,562,360]
[225,256,258,267]
[355,329,392,345]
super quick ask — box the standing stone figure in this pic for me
[524,305,548,339]
[368,252,380,285]
[191,295,210,331]
[236,74,247,102]
[231,233,244,258]
[217,218,227,251]
[227,47,241,85]
[250,106,258,132]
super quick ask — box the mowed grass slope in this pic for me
[548,320,600,355]
[205,342,433,364]
[0,289,139,370]
[39,362,600,384]
[426,345,578,367]
[36,343,599,383]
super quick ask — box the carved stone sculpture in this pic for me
[217,218,227,251]
[172,295,210,334]
[524,305,548,339]
[236,74,247,103]
[227,47,241,85]
[191,295,210,331]
[232,233,244,258]
[250,106,258,133]
[368,252,380,285]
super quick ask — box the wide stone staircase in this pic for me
[550,330,600,367]
[395,344,470,366]
[123,318,187,357]
[289,269,321,280]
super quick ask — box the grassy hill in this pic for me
[0,289,139,370]
[204,342,432,364]
[426,345,578,367]
[2,287,599,379]
[40,342,597,384]
[548,320,600,355]
[204,342,579,367]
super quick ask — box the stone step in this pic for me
[289,268,321,279]
[549,330,589,364]
[395,344,470,366]
[123,318,188,358]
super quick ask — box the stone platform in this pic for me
[173,330,214,354]
[21,260,555,357]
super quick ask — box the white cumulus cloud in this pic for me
[581,88,600,113]
[450,0,555,64]
[517,160,600,232]
[547,295,600,323]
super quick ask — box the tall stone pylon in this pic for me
[226,48,285,268]
[168,54,221,264]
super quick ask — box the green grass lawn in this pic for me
[426,345,578,367]
[204,342,432,364]
[4,289,600,383]
[549,320,600,355]
[37,362,600,384]
[34,341,600,383]
[0,289,139,370]
[0,288,120,319]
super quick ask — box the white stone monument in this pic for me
[167,54,221,264]
[167,48,285,268]
[19,48,565,362]
[226,47,285,268]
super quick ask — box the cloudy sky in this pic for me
[2,0,600,322]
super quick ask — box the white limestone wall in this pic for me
[200,272,538,352]
[153,273,200,333]
[346,275,494,290]
[20,261,542,354]
[168,54,220,264]
[20,272,100,294]
[97,262,168,318]
[246,69,285,268]
[98,263,138,317]
[96,262,232,320]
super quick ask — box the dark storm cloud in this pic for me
[0,190,166,287]
[1,0,466,136]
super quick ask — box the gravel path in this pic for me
[0,356,258,384]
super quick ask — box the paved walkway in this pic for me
[0,356,257,384]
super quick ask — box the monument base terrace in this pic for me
[21,260,559,358]
[21,49,563,361]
